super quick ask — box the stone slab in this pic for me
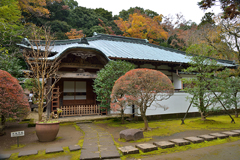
[197,134,217,141]
[118,146,139,155]
[80,151,100,160]
[99,141,115,146]
[18,150,38,157]
[135,143,158,153]
[101,150,120,159]
[209,133,229,139]
[100,146,118,152]
[69,145,81,151]
[183,136,204,143]
[82,146,99,152]
[231,130,240,133]
[222,131,240,137]
[0,154,11,160]
[45,147,64,154]
[153,141,175,149]
[169,139,191,146]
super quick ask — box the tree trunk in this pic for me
[142,114,149,131]
[199,79,206,121]
[121,108,124,124]
[46,78,52,119]
[1,114,5,126]
[38,103,43,121]
[200,112,206,121]
[0,114,5,136]
[234,92,238,118]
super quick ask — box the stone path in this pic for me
[77,123,120,160]
[118,129,240,155]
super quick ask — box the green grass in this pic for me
[95,115,240,159]
[95,115,240,139]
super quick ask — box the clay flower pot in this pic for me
[35,121,60,142]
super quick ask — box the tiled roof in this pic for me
[17,33,237,67]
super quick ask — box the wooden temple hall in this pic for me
[18,33,237,117]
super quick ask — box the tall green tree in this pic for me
[182,55,222,120]
[94,8,113,21]
[0,0,26,76]
[93,60,135,111]
[117,7,158,20]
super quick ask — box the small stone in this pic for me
[118,146,139,155]
[153,141,175,149]
[45,147,64,154]
[169,139,190,146]
[69,145,81,151]
[222,131,240,137]
[183,137,204,143]
[18,150,38,157]
[120,129,143,141]
[209,133,229,139]
[197,135,217,141]
[135,143,158,153]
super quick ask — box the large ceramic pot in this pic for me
[35,122,60,142]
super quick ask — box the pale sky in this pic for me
[76,0,222,24]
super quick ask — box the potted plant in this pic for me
[21,27,62,142]
[35,108,62,142]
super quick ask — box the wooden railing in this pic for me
[60,105,100,117]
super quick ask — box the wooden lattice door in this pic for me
[51,86,60,113]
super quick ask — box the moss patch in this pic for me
[10,144,26,150]
[55,137,62,141]
[95,115,240,140]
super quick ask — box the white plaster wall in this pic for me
[110,106,132,114]
[173,73,182,89]
[142,93,197,116]
[136,92,236,116]
[110,92,237,116]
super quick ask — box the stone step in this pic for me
[135,143,158,153]
[0,154,11,160]
[222,131,240,137]
[197,134,217,141]
[45,147,64,154]
[69,145,81,151]
[169,139,191,146]
[118,146,139,155]
[209,133,229,139]
[231,130,240,133]
[153,141,175,149]
[183,136,204,143]
[18,150,38,157]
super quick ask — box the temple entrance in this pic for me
[49,47,108,116]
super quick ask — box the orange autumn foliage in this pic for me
[114,12,168,44]
[65,29,85,39]
[18,0,62,18]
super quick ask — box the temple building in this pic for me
[18,33,237,117]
